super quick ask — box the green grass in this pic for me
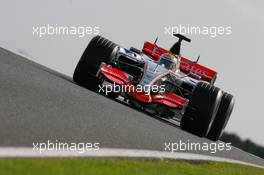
[0,158,263,175]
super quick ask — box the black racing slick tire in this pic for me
[207,92,235,141]
[73,35,119,90]
[180,82,222,137]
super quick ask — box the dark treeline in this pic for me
[221,132,264,159]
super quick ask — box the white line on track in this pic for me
[0,147,263,169]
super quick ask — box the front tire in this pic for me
[207,92,235,141]
[73,35,119,90]
[180,82,222,137]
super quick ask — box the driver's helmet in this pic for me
[157,53,179,72]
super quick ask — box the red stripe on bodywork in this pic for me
[142,41,217,82]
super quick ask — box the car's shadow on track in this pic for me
[72,85,217,143]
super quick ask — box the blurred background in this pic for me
[0,0,263,156]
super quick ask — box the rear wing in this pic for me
[143,41,217,84]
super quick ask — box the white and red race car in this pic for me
[73,34,235,141]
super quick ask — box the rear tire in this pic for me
[73,35,119,90]
[180,82,222,137]
[207,92,235,141]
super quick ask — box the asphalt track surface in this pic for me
[0,47,263,166]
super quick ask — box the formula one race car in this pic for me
[73,34,235,141]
